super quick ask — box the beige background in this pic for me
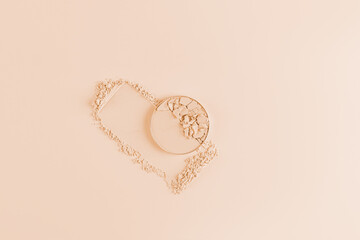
[1,0,360,239]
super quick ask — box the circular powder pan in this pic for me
[150,96,209,155]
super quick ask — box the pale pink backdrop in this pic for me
[0,0,360,240]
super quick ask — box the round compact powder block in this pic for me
[150,96,209,155]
